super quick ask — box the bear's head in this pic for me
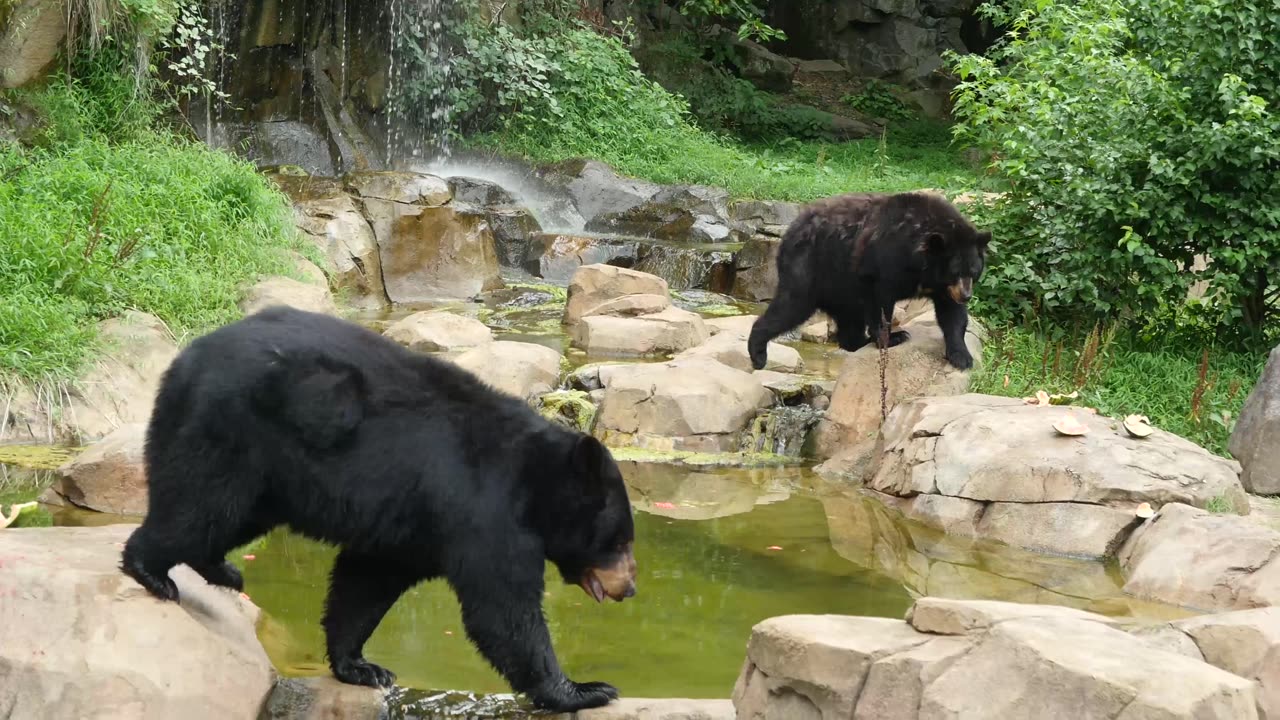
[924,226,991,304]
[538,433,637,603]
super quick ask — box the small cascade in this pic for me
[740,405,822,457]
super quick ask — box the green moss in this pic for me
[538,390,597,433]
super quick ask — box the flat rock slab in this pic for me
[863,393,1250,559]
[0,525,274,720]
[734,599,1261,720]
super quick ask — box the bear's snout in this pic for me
[948,277,974,303]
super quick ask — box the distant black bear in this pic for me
[748,191,990,371]
[121,307,637,713]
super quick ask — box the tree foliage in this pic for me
[950,0,1280,345]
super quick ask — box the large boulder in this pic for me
[0,0,67,89]
[50,423,148,516]
[239,276,338,316]
[351,171,503,301]
[814,315,981,463]
[572,307,709,356]
[730,236,780,302]
[594,358,773,452]
[3,312,179,444]
[1136,609,1280,720]
[0,525,275,719]
[293,194,388,308]
[1119,503,1280,611]
[535,159,661,227]
[733,599,1260,720]
[861,394,1250,559]
[486,207,543,268]
[564,264,670,326]
[449,341,563,402]
[531,233,640,285]
[1231,344,1280,495]
[382,311,493,353]
[585,185,733,243]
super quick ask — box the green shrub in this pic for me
[841,80,914,123]
[950,0,1280,347]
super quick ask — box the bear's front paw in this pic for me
[530,679,619,712]
[945,347,974,370]
[331,657,397,688]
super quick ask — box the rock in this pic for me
[531,233,640,285]
[564,264,670,326]
[260,677,388,720]
[859,393,1250,559]
[0,0,67,89]
[724,33,795,92]
[814,316,981,461]
[577,698,735,720]
[51,423,148,516]
[797,59,848,74]
[3,312,180,444]
[829,112,880,140]
[366,201,504,301]
[906,596,1118,635]
[536,159,661,226]
[240,276,338,316]
[0,525,274,719]
[586,185,734,243]
[235,121,337,176]
[1168,609,1280,720]
[735,601,1260,720]
[633,242,737,293]
[583,294,672,319]
[730,236,780,301]
[727,200,800,235]
[538,390,598,433]
[733,614,934,719]
[1230,344,1280,495]
[801,313,834,342]
[446,176,517,207]
[706,315,758,337]
[294,194,388,308]
[919,615,1256,719]
[382,312,494,353]
[487,207,543,268]
[595,358,773,452]
[449,341,563,402]
[1119,503,1280,611]
[675,327,803,373]
[346,171,452,206]
[572,307,709,356]
[289,252,329,287]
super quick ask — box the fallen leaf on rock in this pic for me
[1135,502,1155,518]
[1053,414,1089,436]
[1024,390,1052,406]
[1123,414,1154,438]
[1048,391,1079,405]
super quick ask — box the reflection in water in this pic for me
[241,469,913,698]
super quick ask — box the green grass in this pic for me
[971,325,1265,456]
[474,119,984,203]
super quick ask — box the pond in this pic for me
[3,455,1190,700]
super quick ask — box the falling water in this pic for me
[382,0,459,166]
[740,405,823,457]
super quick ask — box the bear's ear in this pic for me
[923,232,947,255]
[571,434,608,481]
[976,230,992,249]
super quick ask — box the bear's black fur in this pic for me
[120,306,637,713]
[748,191,990,371]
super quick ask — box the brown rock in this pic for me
[582,294,671,319]
[239,276,338,316]
[705,315,758,336]
[368,202,504,301]
[814,316,982,461]
[52,423,148,516]
[1172,608,1280,720]
[260,677,388,720]
[294,194,388,308]
[383,311,493,353]
[0,0,67,88]
[345,171,451,206]
[906,597,1118,635]
[564,264,670,326]
[449,341,563,402]
[1231,344,1280,495]
[1120,503,1280,611]
[0,525,275,719]
[571,307,709,356]
[730,236,779,302]
[674,330,803,373]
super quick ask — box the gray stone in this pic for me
[1230,344,1280,495]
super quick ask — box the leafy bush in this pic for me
[841,80,915,122]
[950,0,1280,346]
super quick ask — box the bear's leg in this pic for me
[323,550,422,688]
[123,504,271,599]
[452,570,618,712]
[749,289,817,370]
[190,515,276,592]
[866,297,910,349]
[832,317,870,352]
[121,522,182,601]
[933,294,974,370]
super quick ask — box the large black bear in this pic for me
[748,191,990,371]
[120,307,637,713]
